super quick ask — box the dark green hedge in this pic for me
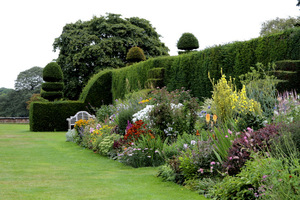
[29,101,88,131]
[112,56,175,100]
[42,82,64,91]
[79,69,113,108]
[164,28,300,100]
[40,90,63,101]
[274,60,300,93]
[43,62,63,82]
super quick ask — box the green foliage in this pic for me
[274,60,300,93]
[53,13,169,100]
[211,155,300,200]
[165,28,300,100]
[0,89,32,117]
[40,90,63,102]
[41,82,64,91]
[239,63,278,119]
[260,16,300,36]
[111,56,175,100]
[177,33,199,51]
[148,87,199,140]
[14,66,43,92]
[29,101,88,131]
[79,69,113,108]
[42,62,63,82]
[117,134,165,168]
[126,46,146,63]
[96,105,116,122]
[157,164,177,182]
[41,62,64,101]
[98,134,121,156]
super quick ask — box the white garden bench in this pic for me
[66,111,96,130]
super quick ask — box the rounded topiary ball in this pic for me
[177,33,199,51]
[43,62,63,82]
[126,46,146,63]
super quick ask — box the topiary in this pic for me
[126,46,146,63]
[177,33,199,51]
[41,62,64,101]
[42,62,63,82]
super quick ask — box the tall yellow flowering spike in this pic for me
[206,114,210,123]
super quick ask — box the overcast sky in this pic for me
[0,0,299,89]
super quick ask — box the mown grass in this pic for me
[0,124,206,200]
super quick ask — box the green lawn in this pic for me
[0,124,206,200]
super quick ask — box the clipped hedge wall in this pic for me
[274,60,300,93]
[80,69,113,108]
[112,56,175,100]
[42,82,64,91]
[164,28,300,100]
[29,101,88,131]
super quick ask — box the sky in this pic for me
[0,0,299,89]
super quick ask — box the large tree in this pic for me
[260,16,300,36]
[53,13,169,100]
[298,0,300,6]
[14,66,43,92]
[0,67,43,117]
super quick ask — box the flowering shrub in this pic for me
[274,90,300,124]
[210,154,300,199]
[223,124,283,175]
[124,120,153,144]
[210,72,262,123]
[148,87,199,140]
[118,134,164,167]
[178,140,219,180]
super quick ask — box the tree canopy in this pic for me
[14,66,43,92]
[53,13,169,100]
[260,16,300,36]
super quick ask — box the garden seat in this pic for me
[66,111,95,130]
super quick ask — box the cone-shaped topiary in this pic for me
[177,33,199,51]
[126,46,146,63]
[41,62,64,101]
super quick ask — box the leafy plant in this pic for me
[239,63,278,119]
[223,124,283,175]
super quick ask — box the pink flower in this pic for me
[210,166,213,173]
[210,161,216,165]
[228,129,232,134]
[198,168,204,173]
[229,157,233,160]
[225,135,228,138]
[90,128,94,133]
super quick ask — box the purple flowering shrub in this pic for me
[223,124,283,175]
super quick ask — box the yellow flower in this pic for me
[206,114,210,123]
[213,114,217,123]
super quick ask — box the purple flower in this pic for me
[96,124,101,130]
[90,128,94,133]
[228,129,232,134]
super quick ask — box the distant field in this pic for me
[0,124,206,200]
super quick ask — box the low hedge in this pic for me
[29,101,88,131]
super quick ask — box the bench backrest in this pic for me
[67,111,95,130]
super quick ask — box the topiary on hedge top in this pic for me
[126,46,146,63]
[42,62,63,82]
[177,33,199,51]
[41,62,64,101]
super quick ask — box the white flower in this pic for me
[190,140,196,145]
